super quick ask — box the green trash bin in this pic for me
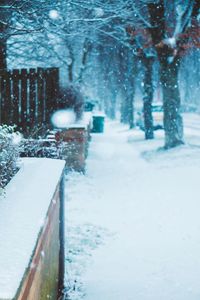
[92,115,105,133]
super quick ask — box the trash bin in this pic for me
[92,115,105,133]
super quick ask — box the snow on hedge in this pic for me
[0,125,21,190]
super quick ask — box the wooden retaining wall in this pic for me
[0,158,65,300]
[55,125,88,173]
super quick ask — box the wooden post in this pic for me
[45,68,59,126]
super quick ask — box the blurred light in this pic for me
[51,109,76,128]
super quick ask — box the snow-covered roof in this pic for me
[0,158,65,299]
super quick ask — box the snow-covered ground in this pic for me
[64,113,200,300]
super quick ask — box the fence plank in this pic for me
[29,68,37,130]
[12,69,20,127]
[45,68,59,124]
[4,71,12,124]
[21,69,28,132]
[37,68,45,125]
[51,68,59,109]
[45,69,51,124]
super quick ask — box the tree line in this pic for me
[0,0,200,148]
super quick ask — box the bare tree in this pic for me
[0,0,11,69]
[126,24,155,137]
[0,0,56,69]
[147,0,200,148]
[2,0,199,142]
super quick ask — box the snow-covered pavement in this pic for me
[65,116,200,300]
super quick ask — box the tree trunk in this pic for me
[120,91,135,127]
[67,44,74,82]
[160,59,184,148]
[147,0,188,148]
[109,89,117,120]
[120,86,127,124]
[126,85,134,129]
[68,62,73,82]
[120,54,136,127]
[143,57,154,139]
[78,38,92,84]
[127,55,137,129]
[127,96,134,129]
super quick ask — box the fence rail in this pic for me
[0,67,59,136]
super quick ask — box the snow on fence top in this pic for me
[0,158,65,299]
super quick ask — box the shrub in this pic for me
[58,85,84,121]
[20,138,59,159]
[0,125,21,190]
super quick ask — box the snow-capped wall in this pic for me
[0,158,65,300]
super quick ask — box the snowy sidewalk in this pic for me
[65,120,200,300]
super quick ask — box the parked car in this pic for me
[136,103,164,130]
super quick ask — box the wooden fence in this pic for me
[0,67,59,136]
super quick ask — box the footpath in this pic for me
[65,120,200,300]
